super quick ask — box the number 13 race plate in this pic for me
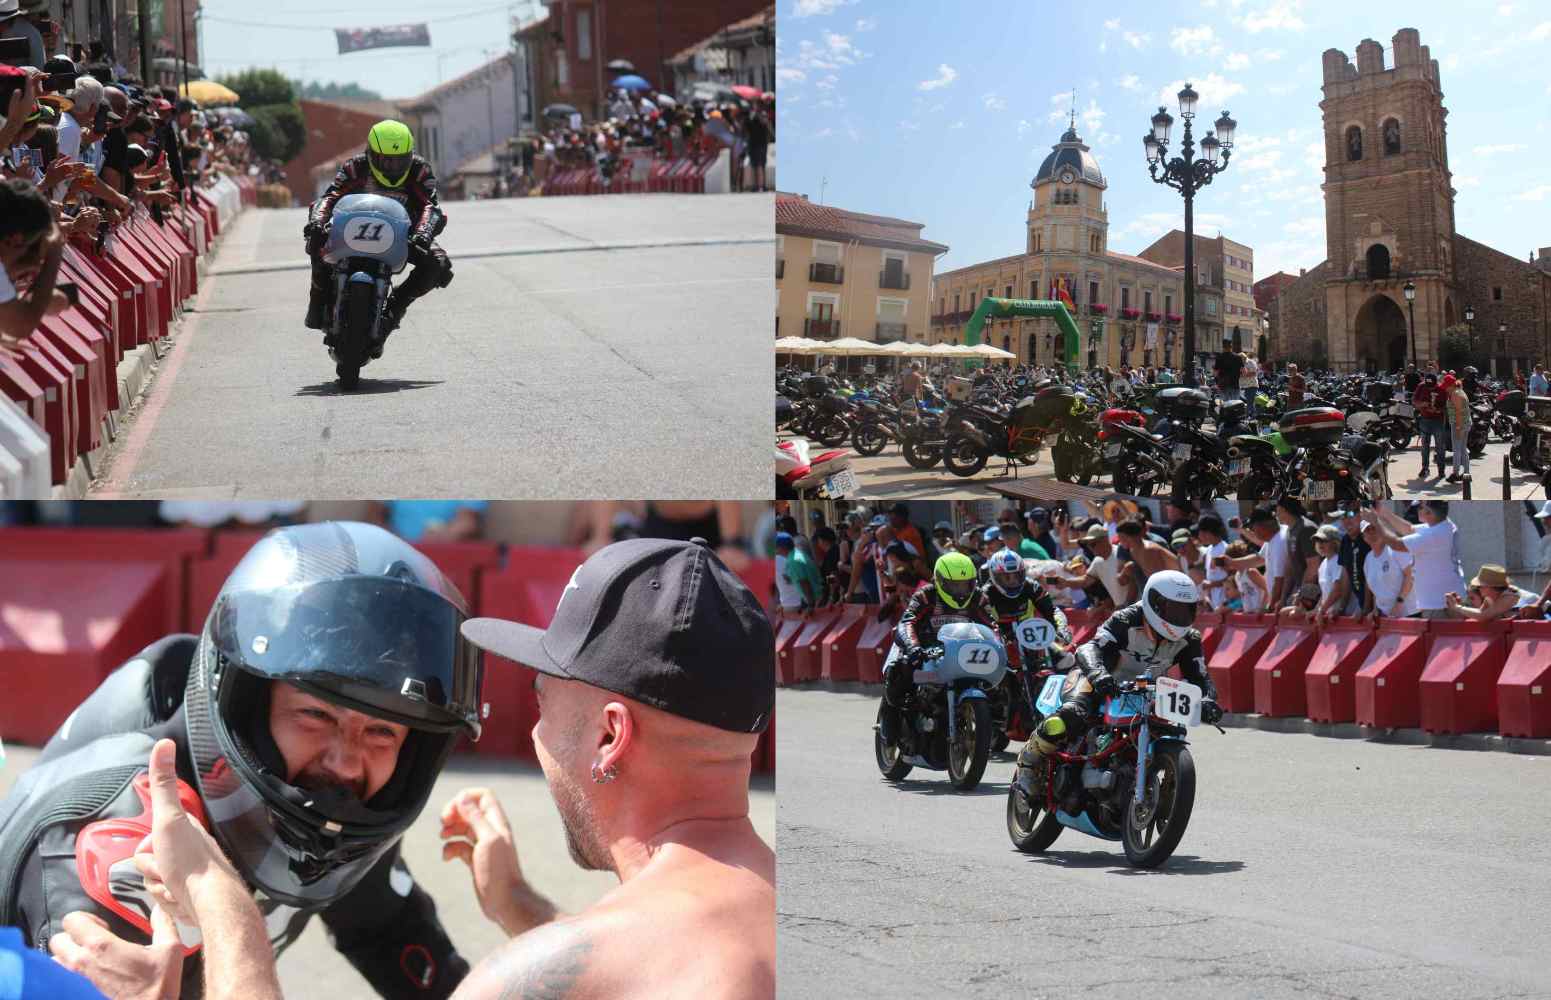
[1153,675,1203,726]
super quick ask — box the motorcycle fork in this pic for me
[945,688,959,743]
[1134,719,1151,806]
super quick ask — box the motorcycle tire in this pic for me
[902,438,942,470]
[946,697,993,790]
[1468,425,1489,459]
[334,281,375,391]
[942,435,989,478]
[1112,463,1156,498]
[1170,465,1214,503]
[873,702,913,782]
[1385,424,1413,453]
[1237,468,1277,502]
[813,416,852,449]
[1052,440,1074,483]
[1121,742,1196,869]
[852,422,888,457]
[1006,767,1064,853]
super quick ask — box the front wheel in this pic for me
[1468,423,1489,459]
[334,281,376,391]
[1006,759,1064,853]
[1237,466,1277,501]
[1121,743,1196,868]
[947,696,992,790]
[873,702,913,781]
[852,422,888,457]
[942,436,989,478]
[901,437,941,470]
[813,416,851,448]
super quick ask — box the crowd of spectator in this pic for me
[1,33,262,352]
[492,87,774,197]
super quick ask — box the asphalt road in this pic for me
[0,744,774,997]
[776,687,1551,1000]
[820,429,1544,501]
[92,194,773,499]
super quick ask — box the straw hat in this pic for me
[1469,564,1512,589]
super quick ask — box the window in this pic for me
[1164,294,1172,315]
[1144,291,1152,314]
[1031,280,1039,299]
[1089,280,1099,305]
[812,241,841,265]
[1032,231,1042,252]
[969,292,976,310]
[556,50,569,87]
[1200,265,1210,285]
[1493,286,1503,301]
[1382,117,1401,156]
[1346,125,1363,161]
[939,297,945,315]
[1206,298,1217,316]
[954,292,960,312]
[1005,284,1013,299]
[1121,287,1130,310]
[1089,233,1100,253]
[575,7,592,61]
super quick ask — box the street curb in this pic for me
[778,682,1551,757]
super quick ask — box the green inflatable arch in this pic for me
[961,298,1082,373]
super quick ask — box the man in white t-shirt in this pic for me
[1360,520,1417,618]
[1043,524,1131,610]
[1196,513,1230,610]
[1370,501,1464,617]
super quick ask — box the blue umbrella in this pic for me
[611,74,651,92]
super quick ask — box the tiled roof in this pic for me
[1106,250,1186,276]
[776,192,949,254]
[670,4,775,64]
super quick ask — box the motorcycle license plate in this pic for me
[1392,402,1414,418]
[824,469,858,497]
[1014,618,1056,651]
[1227,458,1251,477]
[1173,443,1192,460]
[1103,443,1122,458]
[1302,479,1336,500]
[1154,676,1203,727]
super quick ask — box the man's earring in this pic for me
[590,762,617,784]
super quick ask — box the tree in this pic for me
[215,68,295,108]
[1438,323,1487,373]
[249,103,306,162]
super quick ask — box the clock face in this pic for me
[1060,169,1076,184]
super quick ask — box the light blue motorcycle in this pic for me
[319,193,411,390]
[1006,671,1213,868]
[874,622,1008,791]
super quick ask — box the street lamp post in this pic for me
[1144,84,1234,388]
[1498,322,1507,376]
[1403,279,1417,368]
[1464,304,1475,363]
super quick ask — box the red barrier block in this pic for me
[411,540,502,614]
[0,527,209,636]
[789,607,841,682]
[1195,611,1227,660]
[1419,619,1510,734]
[774,613,804,686]
[821,604,867,682]
[1354,617,1432,728]
[1499,621,1551,738]
[0,352,46,429]
[0,559,169,745]
[1207,613,1275,713]
[36,315,105,457]
[11,340,73,484]
[1253,618,1321,717]
[1304,618,1378,723]
[736,559,776,608]
[1064,606,1099,646]
[853,610,896,684]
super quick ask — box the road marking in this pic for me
[207,235,774,277]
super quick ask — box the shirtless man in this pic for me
[135,538,775,1000]
[1114,517,1176,595]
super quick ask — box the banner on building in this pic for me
[335,23,432,55]
[1145,322,1159,349]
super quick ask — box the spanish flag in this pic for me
[1055,277,1075,313]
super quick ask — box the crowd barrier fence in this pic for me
[771,605,1551,740]
[0,527,776,772]
[0,175,256,498]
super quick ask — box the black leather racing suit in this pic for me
[884,582,997,707]
[306,153,453,315]
[0,636,469,999]
[981,580,1072,652]
[1062,602,1217,730]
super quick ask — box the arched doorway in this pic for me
[1354,294,1409,371]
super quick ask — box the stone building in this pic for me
[1136,232,1256,354]
[930,122,1224,371]
[1266,27,1551,374]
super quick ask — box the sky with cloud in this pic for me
[777,0,1551,283]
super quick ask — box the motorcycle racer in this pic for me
[981,548,1071,649]
[303,120,452,341]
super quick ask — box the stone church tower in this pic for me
[1319,28,1459,369]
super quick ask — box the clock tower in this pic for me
[1028,120,1109,266]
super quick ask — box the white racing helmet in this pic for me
[1141,570,1199,641]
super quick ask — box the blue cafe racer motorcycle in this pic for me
[319,193,411,390]
[874,622,1008,791]
[1006,671,1219,868]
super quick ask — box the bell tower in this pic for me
[1320,27,1458,369]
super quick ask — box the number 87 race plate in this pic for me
[1153,675,1203,727]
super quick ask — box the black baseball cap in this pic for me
[461,538,774,734]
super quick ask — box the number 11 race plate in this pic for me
[1154,675,1203,727]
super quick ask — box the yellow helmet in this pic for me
[366,119,415,187]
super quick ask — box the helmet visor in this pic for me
[992,568,1024,594]
[370,151,412,184]
[209,576,483,736]
[1148,591,1198,630]
[938,575,976,606]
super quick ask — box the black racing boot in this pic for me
[304,283,327,330]
[372,294,410,359]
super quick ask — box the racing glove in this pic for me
[1200,699,1224,726]
[1091,674,1120,699]
[409,229,434,253]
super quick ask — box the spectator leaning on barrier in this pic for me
[774,531,820,612]
[1225,539,1269,613]
[1445,564,1538,621]
[1312,524,1353,620]
[1115,517,1177,596]
[1275,497,1319,607]
[1359,518,1417,619]
[1369,501,1465,619]
[0,175,69,348]
[1196,514,1229,610]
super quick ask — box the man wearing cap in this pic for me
[128,538,776,1000]
[0,0,45,69]
[1446,565,1538,621]
[930,520,957,557]
[1311,524,1353,620]
[1369,501,1465,619]
[1025,508,1059,561]
[774,530,822,613]
[1042,524,1130,610]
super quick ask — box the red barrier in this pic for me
[1195,610,1227,660]
[1419,619,1510,734]
[1499,620,1551,738]
[1207,613,1275,713]
[0,353,46,428]
[1304,618,1378,723]
[0,558,170,745]
[792,607,844,682]
[411,540,502,614]
[186,529,270,629]
[12,338,75,484]
[774,612,805,686]
[820,604,867,682]
[1253,618,1322,717]
[1354,617,1432,728]
[1064,606,1098,646]
[853,611,897,684]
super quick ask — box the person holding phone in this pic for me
[0,177,70,350]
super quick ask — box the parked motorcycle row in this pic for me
[778,363,1551,501]
[871,615,1216,869]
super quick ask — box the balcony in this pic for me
[875,322,908,341]
[776,258,784,280]
[809,262,845,284]
[805,318,840,339]
[878,269,911,290]
[1350,265,1416,282]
